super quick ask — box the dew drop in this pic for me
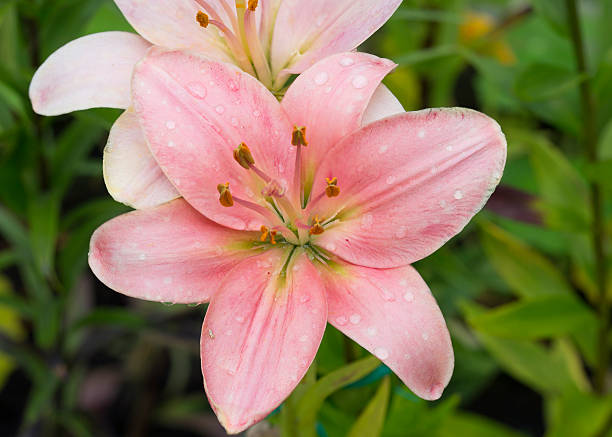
[314,71,329,85]
[228,79,239,91]
[352,75,368,89]
[299,334,308,343]
[208,329,215,339]
[166,121,176,130]
[422,332,430,341]
[138,253,147,261]
[404,292,415,302]
[381,288,395,302]
[253,110,261,117]
[340,57,355,67]
[374,347,389,360]
[215,105,225,114]
[446,145,453,152]
[378,144,389,154]
[367,327,377,337]
[417,129,426,138]
[299,295,310,304]
[187,82,207,99]
[350,314,362,325]
[235,315,245,323]
[336,316,348,326]
[454,190,464,200]
[167,141,175,148]
[386,176,396,185]
[439,200,447,208]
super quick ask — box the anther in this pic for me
[325,177,340,198]
[270,230,278,245]
[248,0,258,11]
[260,226,270,242]
[196,11,209,27]
[292,126,308,147]
[217,183,234,207]
[309,216,325,236]
[234,143,255,169]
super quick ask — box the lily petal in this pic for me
[282,52,396,194]
[270,0,402,78]
[113,0,233,63]
[361,84,405,126]
[104,110,179,209]
[323,262,453,400]
[132,49,294,231]
[30,32,150,116]
[312,108,507,268]
[201,250,327,434]
[89,199,254,304]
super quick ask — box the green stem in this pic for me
[566,0,609,394]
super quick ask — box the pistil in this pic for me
[292,126,308,207]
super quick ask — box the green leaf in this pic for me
[347,377,390,437]
[468,294,597,339]
[546,390,612,437]
[585,159,612,190]
[515,63,584,102]
[462,303,579,394]
[480,221,573,298]
[531,0,568,36]
[70,308,147,332]
[436,412,529,437]
[28,193,60,277]
[291,356,380,437]
[598,119,612,159]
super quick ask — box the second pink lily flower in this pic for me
[89,48,506,433]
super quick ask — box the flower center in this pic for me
[195,0,274,89]
[215,127,342,255]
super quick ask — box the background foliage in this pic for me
[0,0,611,436]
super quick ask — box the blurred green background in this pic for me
[1,0,611,436]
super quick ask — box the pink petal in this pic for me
[30,32,150,116]
[132,49,294,231]
[282,52,396,191]
[89,199,254,304]
[201,250,327,434]
[311,108,507,268]
[113,0,233,63]
[323,262,453,400]
[270,0,402,77]
[361,84,405,126]
[104,110,179,209]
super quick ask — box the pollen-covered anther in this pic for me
[248,0,258,11]
[196,11,209,28]
[325,177,340,198]
[309,216,325,236]
[292,126,308,147]
[260,226,270,242]
[270,230,278,245]
[217,183,234,207]
[233,142,255,169]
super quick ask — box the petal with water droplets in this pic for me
[323,262,453,400]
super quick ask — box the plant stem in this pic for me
[566,0,609,394]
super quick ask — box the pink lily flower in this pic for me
[88,49,506,433]
[29,0,404,210]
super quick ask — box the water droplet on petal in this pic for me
[166,121,176,130]
[336,316,348,326]
[228,79,239,91]
[350,314,362,325]
[299,295,310,303]
[299,334,308,343]
[378,144,389,154]
[446,145,453,152]
[381,288,395,301]
[418,129,426,138]
[404,292,415,302]
[314,72,329,85]
[167,141,175,148]
[215,105,225,114]
[253,110,261,117]
[352,75,368,89]
[386,176,396,185]
[422,332,429,341]
[187,82,207,99]
[374,347,389,360]
[454,190,464,200]
[367,327,377,337]
[340,57,355,67]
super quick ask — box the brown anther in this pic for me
[309,216,325,236]
[248,0,258,11]
[217,183,234,207]
[292,126,308,147]
[196,11,209,28]
[234,142,255,169]
[325,177,340,198]
[260,226,270,242]
[270,230,278,245]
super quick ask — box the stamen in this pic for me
[196,11,210,27]
[292,126,309,147]
[196,12,256,76]
[244,5,273,87]
[217,183,234,207]
[309,216,325,236]
[270,230,278,245]
[260,225,270,242]
[234,143,255,169]
[325,177,340,198]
